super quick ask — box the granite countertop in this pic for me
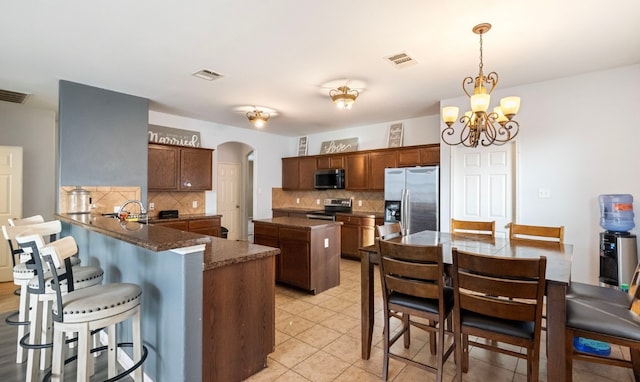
[335,211,384,219]
[147,213,222,224]
[253,216,343,229]
[272,207,384,219]
[57,213,280,270]
[271,207,319,213]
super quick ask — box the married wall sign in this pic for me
[148,125,201,147]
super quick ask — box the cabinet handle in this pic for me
[183,181,192,187]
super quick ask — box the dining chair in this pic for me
[375,222,402,240]
[508,223,564,243]
[377,239,455,382]
[450,218,495,238]
[451,248,547,382]
[565,272,640,381]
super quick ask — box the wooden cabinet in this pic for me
[152,216,222,237]
[282,157,317,190]
[368,151,397,191]
[335,214,375,259]
[254,220,341,294]
[397,145,440,167]
[345,153,369,190]
[316,155,344,169]
[148,143,213,191]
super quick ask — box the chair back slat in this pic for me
[457,272,541,299]
[8,215,45,226]
[460,293,537,321]
[509,223,564,243]
[376,223,402,240]
[457,251,543,279]
[451,219,495,238]
[378,240,445,301]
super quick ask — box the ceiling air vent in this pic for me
[385,52,417,69]
[0,89,29,104]
[192,69,223,81]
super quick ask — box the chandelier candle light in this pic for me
[441,23,521,147]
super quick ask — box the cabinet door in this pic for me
[148,145,179,190]
[317,155,344,169]
[189,217,221,237]
[282,158,299,190]
[298,157,317,190]
[369,151,397,191]
[397,147,421,167]
[180,147,212,190]
[420,146,440,165]
[336,215,361,258]
[278,228,310,289]
[153,220,188,231]
[345,153,369,190]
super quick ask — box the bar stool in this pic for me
[18,233,147,382]
[2,221,79,365]
[14,227,103,382]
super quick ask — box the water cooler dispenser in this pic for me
[598,194,638,288]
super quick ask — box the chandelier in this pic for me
[329,85,359,109]
[441,23,521,148]
[246,109,270,128]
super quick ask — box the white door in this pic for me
[451,143,515,238]
[217,162,242,240]
[0,146,23,281]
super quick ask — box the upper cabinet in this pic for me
[282,157,317,190]
[281,144,439,191]
[148,143,213,191]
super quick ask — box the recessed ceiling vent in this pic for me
[385,52,417,69]
[192,69,223,81]
[0,89,29,104]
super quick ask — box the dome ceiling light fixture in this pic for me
[246,109,270,128]
[329,85,359,110]
[441,23,521,148]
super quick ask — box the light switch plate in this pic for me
[324,238,329,248]
[192,200,198,208]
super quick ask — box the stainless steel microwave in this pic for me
[314,169,345,189]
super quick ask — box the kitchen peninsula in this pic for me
[57,213,279,382]
[253,217,342,294]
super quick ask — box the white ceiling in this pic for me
[2,1,639,136]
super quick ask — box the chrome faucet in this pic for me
[118,200,148,222]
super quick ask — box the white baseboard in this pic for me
[99,330,153,382]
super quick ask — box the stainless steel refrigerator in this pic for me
[384,166,439,235]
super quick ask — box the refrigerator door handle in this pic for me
[404,189,410,235]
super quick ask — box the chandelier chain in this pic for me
[478,33,484,72]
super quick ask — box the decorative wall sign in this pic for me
[320,137,358,154]
[148,125,201,147]
[387,123,404,147]
[297,136,308,156]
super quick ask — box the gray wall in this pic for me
[58,81,149,200]
[0,102,57,220]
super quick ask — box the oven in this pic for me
[306,198,352,221]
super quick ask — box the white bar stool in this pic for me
[19,234,146,382]
[2,220,80,365]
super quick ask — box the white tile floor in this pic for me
[245,258,636,382]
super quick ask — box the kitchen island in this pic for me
[57,213,279,382]
[253,217,342,294]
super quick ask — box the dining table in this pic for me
[359,230,573,381]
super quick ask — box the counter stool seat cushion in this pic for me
[28,266,104,293]
[13,256,81,282]
[54,283,142,324]
[567,298,640,342]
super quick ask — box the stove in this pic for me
[306,198,352,221]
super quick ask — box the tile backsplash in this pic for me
[147,191,205,217]
[272,188,384,213]
[60,186,141,214]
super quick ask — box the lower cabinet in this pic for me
[336,214,375,259]
[254,220,340,294]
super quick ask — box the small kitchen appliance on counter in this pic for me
[158,210,179,219]
[67,186,91,214]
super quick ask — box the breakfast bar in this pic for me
[57,213,280,382]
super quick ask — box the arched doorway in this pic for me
[216,141,255,241]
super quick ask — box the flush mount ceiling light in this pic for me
[329,85,359,110]
[441,23,521,148]
[246,109,270,128]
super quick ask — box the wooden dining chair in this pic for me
[377,239,455,382]
[508,223,564,243]
[375,222,402,240]
[451,248,547,382]
[450,218,495,238]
